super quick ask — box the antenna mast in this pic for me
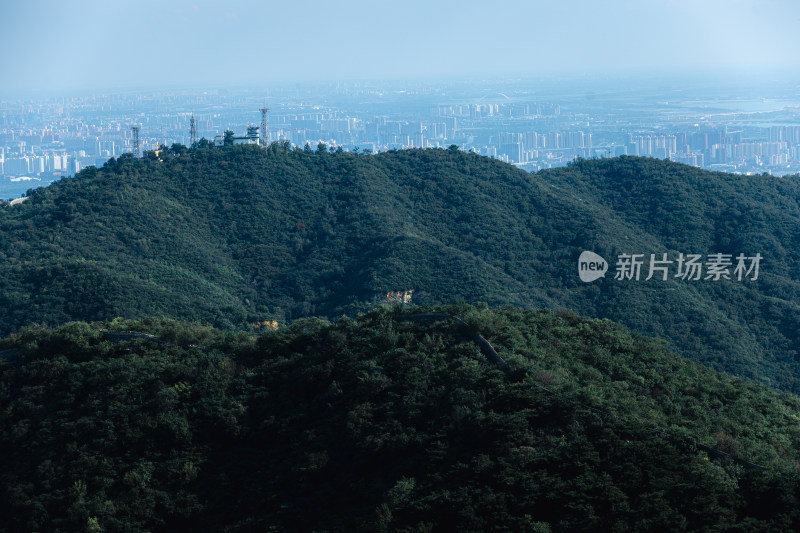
[131,125,141,158]
[260,104,269,147]
[190,115,197,146]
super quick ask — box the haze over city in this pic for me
[2,0,800,199]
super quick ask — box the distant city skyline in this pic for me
[3,76,800,200]
[2,0,800,96]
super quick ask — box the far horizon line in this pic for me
[3,67,798,101]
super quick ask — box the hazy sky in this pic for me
[2,0,800,96]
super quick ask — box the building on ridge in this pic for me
[213,125,260,146]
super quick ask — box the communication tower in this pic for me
[260,104,269,147]
[190,115,197,146]
[131,125,141,158]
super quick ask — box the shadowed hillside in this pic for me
[3,305,800,531]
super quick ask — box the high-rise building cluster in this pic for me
[617,125,800,172]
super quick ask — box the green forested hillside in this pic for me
[3,305,800,532]
[0,144,798,391]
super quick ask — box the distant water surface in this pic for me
[0,177,59,200]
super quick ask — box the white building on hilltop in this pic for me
[214,125,260,147]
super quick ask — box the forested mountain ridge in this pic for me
[0,144,799,391]
[4,305,800,531]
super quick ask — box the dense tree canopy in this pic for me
[3,305,800,531]
[0,146,798,393]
